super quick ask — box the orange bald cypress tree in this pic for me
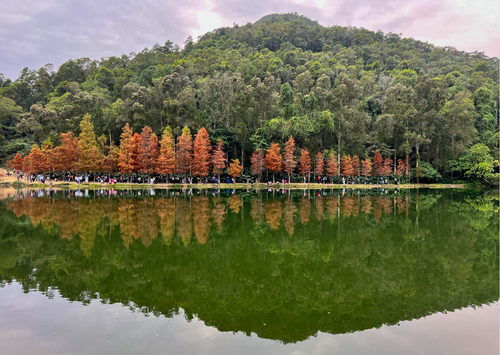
[29,144,44,174]
[228,159,243,178]
[118,123,136,182]
[131,133,141,174]
[176,126,193,180]
[212,139,226,182]
[104,144,120,175]
[325,151,338,183]
[12,153,24,171]
[22,155,31,178]
[362,158,372,178]
[192,127,212,179]
[157,126,176,181]
[341,155,354,178]
[138,126,159,180]
[298,148,311,182]
[315,152,324,176]
[372,150,383,176]
[282,137,297,182]
[53,132,79,173]
[265,143,282,183]
[352,155,360,177]
[381,158,393,177]
[250,148,265,183]
[396,159,407,183]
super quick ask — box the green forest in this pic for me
[0,13,498,183]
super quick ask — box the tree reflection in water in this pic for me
[0,188,498,344]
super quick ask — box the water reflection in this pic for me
[0,188,498,344]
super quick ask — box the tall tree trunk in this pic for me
[337,135,341,177]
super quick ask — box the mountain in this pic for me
[0,13,498,183]
[254,13,321,27]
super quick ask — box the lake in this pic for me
[0,187,498,355]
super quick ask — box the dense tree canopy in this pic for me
[0,14,498,183]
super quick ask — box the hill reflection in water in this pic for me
[0,188,498,344]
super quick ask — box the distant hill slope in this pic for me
[255,13,321,27]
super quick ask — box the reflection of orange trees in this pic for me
[157,198,176,245]
[396,197,409,215]
[193,197,212,244]
[212,202,226,233]
[135,199,160,247]
[325,197,337,221]
[352,198,360,217]
[118,200,141,248]
[341,197,355,217]
[265,200,283,230]
[299,198,310,224]
[250,199,264,224]
[228,195,242,214]
[315,197,324,221]
[176,198,193,245]
[371,197,392,222]
[283,199,297,236]
[372,202,382,222]
[379,198,393,215]
[361,197,372,215]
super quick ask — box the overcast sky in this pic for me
[1,0,498,80]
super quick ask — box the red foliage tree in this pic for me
[176,126,193,180]
[352,155,360,176]
[192,127,212,179]
[282,137,297,182]
[212,139,226,182]
[22,155,31,177]
[325,152,338,183]
[29,144,44,174]
[315,152,324,176]
[12,153,24,171]
[298,148,311,182]
[372,150,383,176]
[396,159,407,182]
[157,127,176,180]
[381,158,393,176]
[118,123,137,182]
[54,132,79,173]
[131,133,141,174]
[138,126,159,180]
[361,158,372,178]
[250,149,265,183]
[265,143,282,183]
[340,155,354,178]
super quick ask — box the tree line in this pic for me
[7,113,413,183]
[0,14,498,184]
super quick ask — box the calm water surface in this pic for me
[0,188,498,355]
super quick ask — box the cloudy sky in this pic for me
[1,0,498,80]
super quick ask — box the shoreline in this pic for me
[0,181,478,190]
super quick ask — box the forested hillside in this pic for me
[0,13,498,182]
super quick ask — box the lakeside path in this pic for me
[0,169,472,189]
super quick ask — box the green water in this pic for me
[0,188,498,354]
